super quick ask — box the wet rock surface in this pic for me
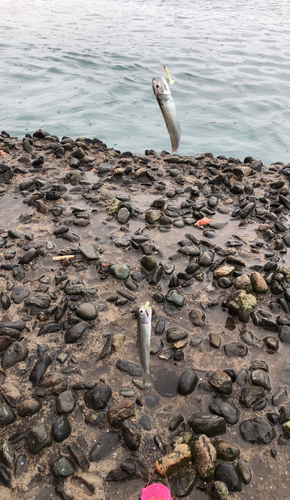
[0,132,290,499]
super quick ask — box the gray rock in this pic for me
[177,370,198,396]
[209,397,240,425]
[56,389,77,414]
[79,242,99,260]
[0,403,16,426]
[215,463,242,492]
[24,292,51,309]
[209,370,232,395]
[117,207,130,224]
[2,342,29,369]
[52,415,71,442]
[89,432,121,462]
[18,398,42,417]
[75,303,98,320]
[64,282,87,296]
[26,424,52,454]
[51,457,75,477]
[122,419,141,451]
[67,442,90,470]
[110,264,130,280]
[0,443,15,469]
[166,289,185,307]
[239,417,276,444]
[188,412,226,438]
[11,286,29,304]
[84,385,112,410]
[65,321,87,343]
[240,384,268,408]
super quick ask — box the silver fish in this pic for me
[152,76,181,153]
[137,301,152,378]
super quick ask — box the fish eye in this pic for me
[155,84,160,89]
[139,307,144,314]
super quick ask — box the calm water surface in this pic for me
[1,0,290,163]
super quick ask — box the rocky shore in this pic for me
[1,129,290,500]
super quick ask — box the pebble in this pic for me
[51,457,75,477]
[192,434,216,481]
[56,389,77,414]
[52,415,71,442]
[26,423,52,454]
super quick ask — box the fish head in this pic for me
[152,77,171,102]
[138,301,152,324]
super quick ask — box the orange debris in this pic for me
[195,217,213,227]
[0,150,6,156]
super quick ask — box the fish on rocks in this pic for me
[137,301,152,381]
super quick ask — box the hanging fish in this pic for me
[152,74,181,153]
[137,301,152,380]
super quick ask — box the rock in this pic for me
[38,322,61,336]
[188,412,226,437]
[189,309,205,326]
[224,343,248,357]
[84,385,112,410]
[107,400,135,428]
[234,274,252,292]
[237,461,252,484]
[67,442,90,470]
[250,271,268,293]
[177,370,198,396]
[65,321,87,343]
[139,415,152,431]
[251,369,271,390]
[52,415,71,442]
[51,457,75,477]
[110,264,130,279]
[166,289,185,307]
[192,434,216,481]
[169,412,184,431]
[240,385,268,408]
[0,336,13,353]
[213,265,235,279]
[213,481,230,500]
[235,291,256,312]
[140,255,157,272]
[209,396,240,425]
[117,207,130,224]
[29,354,52,387]
[209,370,232,395]
[1,383,22,407]
[11,286,29,304]
[240,418,276,444]
[279,325,290,343]
[18,398,42,417]
[145,209,161,224]
[64,282,87,296]
[215,463,242,492]
[122,419,141,451]
[213,441,240,461]
[0,443,15,469]
[169,465,197,497]
[2,342,29,369]
[18,248,39,264]
[26,423,52,454]
[166,328,188,342]
[24,292,51,309]
[79,242,99,260]
[89,432,121,462]
[56,389,77,414]
[116,359,142,377]
[155,443,191,477]
[0,403,16,425]
[75,303,98,320]
[0,463,11,488]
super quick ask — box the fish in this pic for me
[152,76,181,153]
[137,301,152,379]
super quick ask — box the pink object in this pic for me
[141,483,171,500]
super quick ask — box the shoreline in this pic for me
[1,128,290,500]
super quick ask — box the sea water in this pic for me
[1,0,290,164]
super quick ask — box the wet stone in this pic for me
[169,412,184,431]
[169,465,197,497]
[154,369,178,398]
[75,302,98,320]
[116,359,142,377]
[250,271,268,293]
[110,264,130,279]
[0,463,11,488]
[215,463,242,492]
[213,441,240,462]
[52,415,71,442]
[209,396,240,425]
[67,442,90,470]
[188,412,226,438]
[89,432,121,462]
[84,384,112,410]
[189,308,205,326]
[279,325,290,343]
[0,403,16,425]
[166,289,185,307]
[177,370,198,396]
[251,369,271,391]
[237,461,252,484]
[239,418,276,444]
[155,443,191,477]
[107,400,135,428]
[79,241,99,260]
[224,343,248,357]
[51,457,75,477]
[192,434,216,482]
[0,442,15,469]
[56,389,77,414]
[209,370,232,395]
[2,342,29,369]
[139,415,152,431]
[213,481,230,500]
[24,292,51,309]
[64,282,87,296]
[1,383,21,407]
[29,354,52,387]
[26,423,52,454]
[18,398,42,417]
[11,286,29,304]
[240,384,268,408]
[122,419,141,451]
[190,334,203,347]
[65,321,87,343]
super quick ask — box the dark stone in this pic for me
[38,322,61,336]
[52,415,71,442]
[209,370,232,395]
[0,463,11,488]
[177,370,198,396]
[116,359,142,377]
[215,463,242,492]
[29,354,52,387]
[188,412,226,437]
[240,385,268,408]
[51,457,75,477]
[154,369,178,398]
[2,342,29,369]
[18,398,42,417]
[122,419,141,451]
[89,432,121,462]
[67,442,90,470]
[224,343,248,357]
[170,465,197,497]
[240,418,276,444]
[209,396,240,425]
[65,321,87,343]
[139,415,152,431]
[56,390,77,414]
[84,385,112,410]
[26,423,52,454]
[11,286,29,304]
[18,248,39,264]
